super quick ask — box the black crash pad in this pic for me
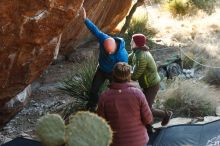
[1,137,42,146]
[2,120,220,146]
[150,119,220,146]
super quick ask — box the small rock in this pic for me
[3,137,12,144]
[33,103,39,107]
[39,111,43,116]
[183,69,195,78]
[196,116,220,124]
[19,132,30,138]
[216,106,220,116]
[3,126,11,131]
[153,117,192,128]
[52,55,66,65]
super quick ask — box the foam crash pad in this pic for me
[2,120,220,146]
[1,137,42,146]
[151,119,220,146]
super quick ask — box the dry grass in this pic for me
[165,0,195,17]
[165,0,216,17]
[205,68,220,85]
[157,79,218,117]
[182,51,194,69]
[145,4,220,68]
[144,3,220,118]
[191,0,216,14]
[181,47,210,70]
[204,61,220,85]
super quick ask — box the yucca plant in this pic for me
[58,57,108,118]
[60,58,96,102]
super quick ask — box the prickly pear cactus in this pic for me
[36,114,65,146]
[37,111,113,146]
[66,111,113,146]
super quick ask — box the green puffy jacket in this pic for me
[128,49,161,89]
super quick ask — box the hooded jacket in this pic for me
[97,82,153,146]
[84,19,128,73]
[128,47,161,89]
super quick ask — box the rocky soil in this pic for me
[0,60,74,145]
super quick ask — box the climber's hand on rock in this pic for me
[80,7,87,20]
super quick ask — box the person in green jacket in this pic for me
[129,33,172,126]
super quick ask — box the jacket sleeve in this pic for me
[131,51,147,81]
[97,95,106,119]
[138,91,153,125]
[84,18,110,43]
[128,52,134,65]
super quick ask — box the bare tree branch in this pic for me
[120,0,145,35]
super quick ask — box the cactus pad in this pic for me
[36,112,112,146]
[66,111,113,146]
[36,114,65,146]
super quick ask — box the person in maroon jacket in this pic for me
[97,62,153,146]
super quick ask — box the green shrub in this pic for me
[182,51,195,69]
[123,15,157,51]
[158,79,217,117]
[165,0,216,16]
[191,0,216,14]
[166,0,192,17]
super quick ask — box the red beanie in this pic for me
[132,34,147,47]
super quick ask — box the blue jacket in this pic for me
[84,19,128,73]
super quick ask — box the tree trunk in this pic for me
[120,0,145,35]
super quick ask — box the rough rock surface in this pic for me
[0,0,84,126]
[61,0,132,54]
[0,0,132,126]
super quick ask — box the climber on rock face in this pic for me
[80,7,128,111]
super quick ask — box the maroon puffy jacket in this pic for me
[97,82,153,146]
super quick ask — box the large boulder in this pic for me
[61,0,132,54]
[0,0,84,126]
[0,0,132,126]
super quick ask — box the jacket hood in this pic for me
[114,37,125,51]
[132,46,149,51]
[109,82,137,90]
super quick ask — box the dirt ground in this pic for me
[0,60,76,144]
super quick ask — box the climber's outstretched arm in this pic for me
[80,7,109,43]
